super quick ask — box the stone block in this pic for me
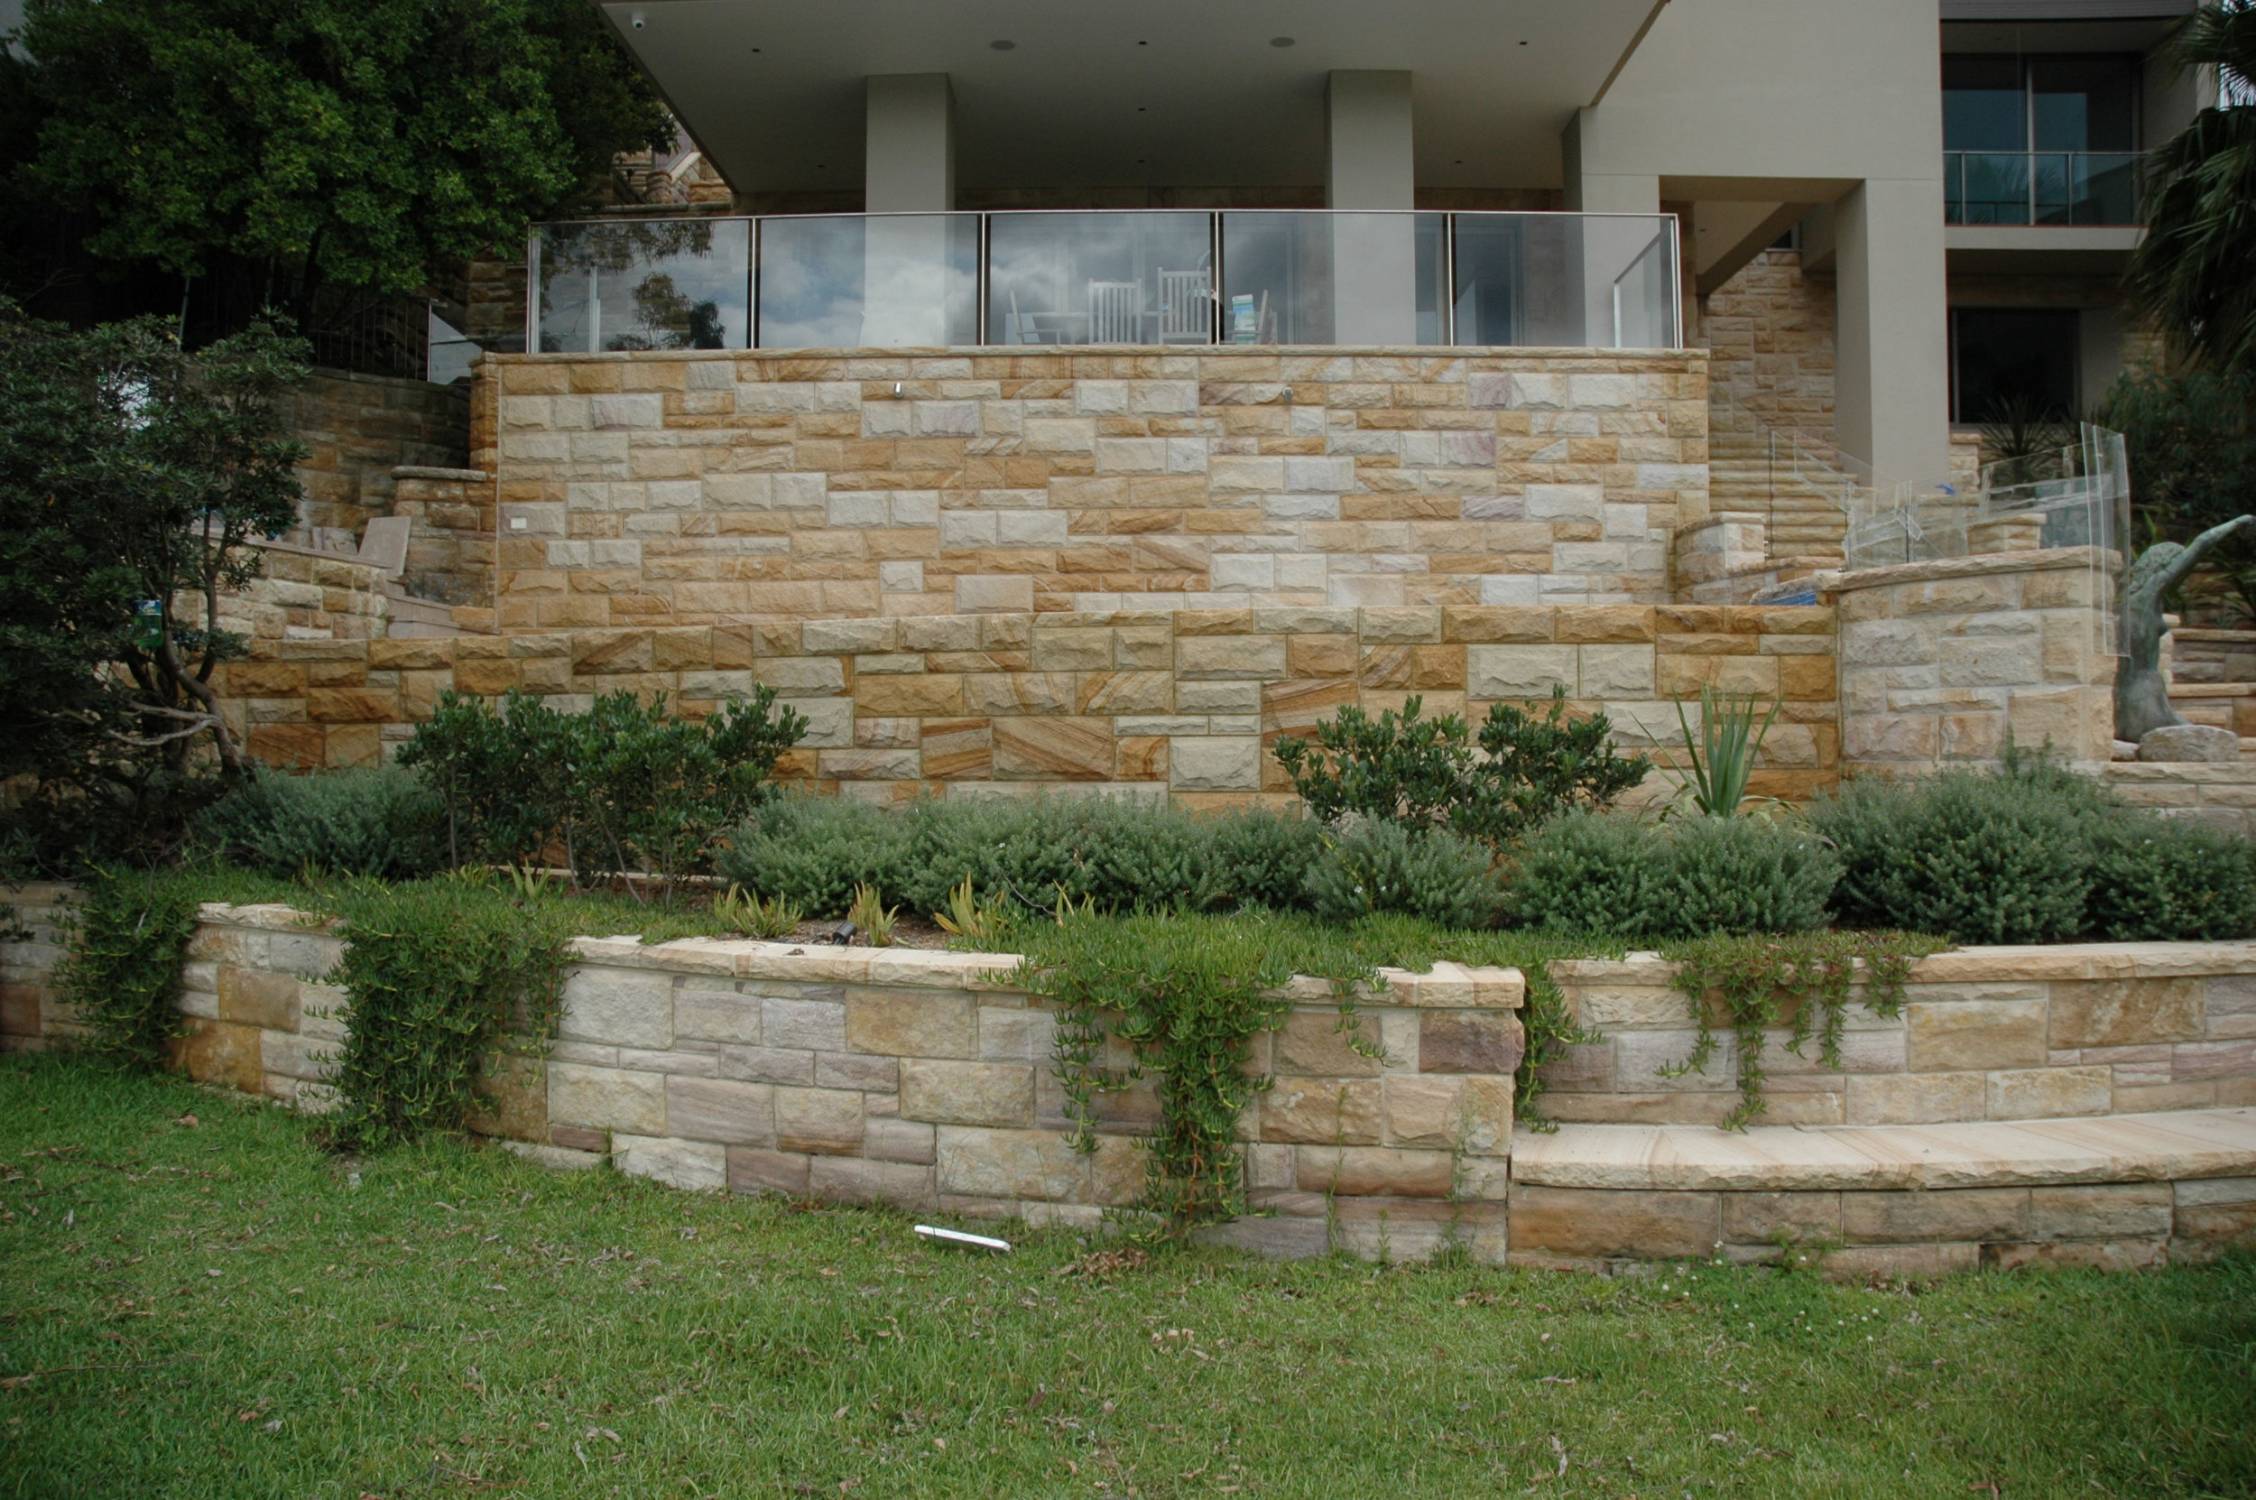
[1274,1009,1385,1076]
[773,1086,865,1154]
[809,1156,936,1207]
[727,1146,811,1197]
[1509,1184,1722,1260]
[613,1134,727,1191]
[761,995,847,1052]
[2046,977,2205,1049]
[1294,1146,1454,1198]
[559,966,673,1050]
[934,1124,1090,1200]
[900,1060,1036,1127]
[1843,1071,1986,1125]
[1382,1075,1512,1154]
[845,989,978,1058]
[217,966,301,1031]
[2027,1184,2173,1242]
[675,988,761,1045]
[548,1063,666,1134]
[1168,736,1260,791]
[1418,1011,1524,1076]
[1903,999,2045,1071]
[1721,1191,1843,1245]
[1985,1065,2110,1120]
[169,1017,264,1094]
[866,1117,937,1165]
[1259,1077,1383,1144]
[664,1077,775,1145]
[815,1052,899,1092]
[993,718,1115,780]
[1467,645,1575,697]
[1841,1188,2029,1245]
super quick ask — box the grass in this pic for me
[2,1059,2253,1497]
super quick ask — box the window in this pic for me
[1951,307,2080,425]
[1942,54,2141,224]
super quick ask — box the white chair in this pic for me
[1086,280,1141,344]
[1155,266,1211,343]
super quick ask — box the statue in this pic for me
[2117,514,2256,743]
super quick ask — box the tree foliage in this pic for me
[2128,2,2256,378]
[9,0,670,325]
[0,303,305,867]
[2096,367,2256,621]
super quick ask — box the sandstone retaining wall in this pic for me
[0,888,1524,1262]
[1541,945,2256,1128]
[208,602,1840,803]
[478,345,1710,628]
[285,369,471,543]
[1827,548,2116,771]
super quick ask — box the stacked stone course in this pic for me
[477,345,1709,626]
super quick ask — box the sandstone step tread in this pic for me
[1512,1108,2256,1192]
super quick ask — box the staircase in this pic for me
[1706,394,1864,565]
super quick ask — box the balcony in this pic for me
[525,209,1681,355]
[1942,150,2144,228]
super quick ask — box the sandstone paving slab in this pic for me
[1511,1108,2256,1192]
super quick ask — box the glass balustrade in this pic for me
[1944,151,2144,227]
[529,210,1681,353]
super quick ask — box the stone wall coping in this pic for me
[1817,545,2116,596]
[1549,941,2256,987]
[2171,628,2256,644]
[1511,1107,2256,1192]
[2102,762,2256,784]
[483,344,1710,366]
[392,465,490,482]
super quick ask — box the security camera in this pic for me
[629,10,646,29]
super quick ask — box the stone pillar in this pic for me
[1830,548,2117,772]
[1326,71,1417,345]
[863,74,958,346]
[1831,178,1949,489]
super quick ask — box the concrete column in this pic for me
[865,74,954,212]
[1833,178,1950,488]
[1559,110,1665,345]
[862,75,957,346]
[1326,71,1416,345]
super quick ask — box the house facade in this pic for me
[477,0,2203,627]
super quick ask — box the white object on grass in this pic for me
[914,1224,1011,1253]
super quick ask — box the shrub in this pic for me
[1272,688,1650,851]
[2087,815,2256,941]
[1810,769,2098,944]
[198,766,447,880]
[716,793,911,918]
[327,875,577,1151]
[1194,809,1328,912]
[1663,816,1838,936]
[398,688,805,889]
[1506,811,1671,935]
[1304,821,1501,929]
[51,866,201,1068]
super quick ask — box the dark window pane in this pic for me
[1952,308,2079,424]
[1943,55,2027,151]
[2031,55,2138,151]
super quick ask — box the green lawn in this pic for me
[2,1057,2252,1498]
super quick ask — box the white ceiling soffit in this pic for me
[600,1,1661,195]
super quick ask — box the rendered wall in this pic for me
[479,346,1709,628]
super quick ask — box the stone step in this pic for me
[1512,1107,2256,1193]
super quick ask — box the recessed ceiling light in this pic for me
[1269,35,1295,48]
[1137,105,1147,112]
[989,38,1015,51]
[1519,39,1529,46]
[1138,39,1148,46]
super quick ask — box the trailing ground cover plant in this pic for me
[1019,913,1378,1233]
[51,866,203,1068]
[1661,930,1948,1130]
[325,872,580,1151]
[1272,687,1650,850]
